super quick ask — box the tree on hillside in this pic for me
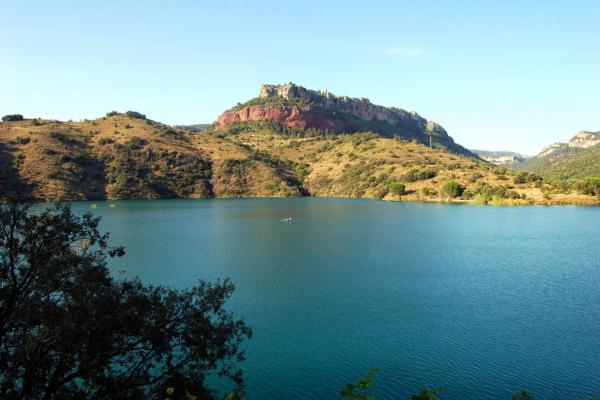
[2,114,24,122]
[0,200,251,400]
[388,182,406,195]
[441,181,465,198]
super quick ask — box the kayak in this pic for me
[281,217,295,223]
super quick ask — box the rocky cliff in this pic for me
[217,84,473,156]
[471,150,530,167]
[535,131,600,158]
[568,131,600,149]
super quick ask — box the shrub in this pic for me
[105,111,119,117]
[402,168,437,182]
[2,114,24,122]
[514,172,528,184]
[468,173,483,183]
[388,181,406,195]
[441,181,465,198]
[374,187,389,199]
[12,136,31,145]
[421,187,436,196]
[504,190,521,199]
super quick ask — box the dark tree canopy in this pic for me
[125,111,147,119]
[1,114,24,122]
[440,181,465,198]
[0,200,251,400]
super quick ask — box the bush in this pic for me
[12,136,31,145]
[105,111,119,117]
[441,181,465,198]
[2,114,24,122]
[125,111,146,119]
[388,181,406,195]
[402,168,437,182]
[514,172,527,184]
[374,187,389,199]
[421,187,436,196]
[468,173,483,183]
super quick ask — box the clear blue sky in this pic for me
[2,0,598,154]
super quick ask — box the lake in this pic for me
[68,198,600,399]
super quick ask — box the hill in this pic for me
[0,114,303,201]
[217,83,475,157]
[2,112,598,205]
[520,131,600,179]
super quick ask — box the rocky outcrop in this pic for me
[568,131,600,149]
[472,150,530,167]
[533,131,600,158]
[217,105,343,131]
[258,84,437,129]
[538,143,566,157]
[217,84,473,156]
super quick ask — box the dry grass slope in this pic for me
[1,116,598,205]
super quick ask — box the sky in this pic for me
[1,0,598,155]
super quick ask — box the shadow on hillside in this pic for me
[0,142,33,201]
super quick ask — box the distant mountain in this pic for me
[471,150,530,167]
[217,83,475,157]
[520,131,600,178]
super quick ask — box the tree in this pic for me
[340,368,379,400]
[411,387,445,400]
[388,182,406,195]
[125,111,147,119]
[2,114,24,122]
[0,200,251,400]
[578,176,600,197]
[511,389,533,400]
[441,181,465,198]
[341,369,445,400]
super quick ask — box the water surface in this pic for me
[69,199,600,399]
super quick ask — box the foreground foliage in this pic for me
[0,200,251,399]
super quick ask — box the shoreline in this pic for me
[29,194,600,207]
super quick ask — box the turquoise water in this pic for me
[69,198,600,399]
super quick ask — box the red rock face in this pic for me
[217,106,344,131]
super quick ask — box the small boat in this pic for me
[109,204,115,208]
[281,217,295,223]
[90,204,98,209]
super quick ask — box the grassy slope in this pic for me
[1,116,598,205]
[0,116,301,201]
[215,123,597,205]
